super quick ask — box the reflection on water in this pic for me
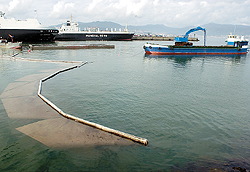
[0,48,21,58]
[144,53,247,66]
[144,53,247,60]
[0,41,250,171]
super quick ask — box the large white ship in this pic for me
[55,19,134,41]
[0,11,58,43]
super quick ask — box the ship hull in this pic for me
[144,44,248,55]
[0,29,59,43]
[55,32,134,41]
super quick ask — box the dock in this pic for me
[132,36,199,41]
[29,44,115,50]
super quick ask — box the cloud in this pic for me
[87,0,102,12]
[80,0,147,22]
[77,0,161,24]
[50,1,75,18]
[8,0,20,11]
[6,0,33,15]
[108,0,146,17]
[0,0,250,27]
[0,0,38,20]
[134,0,250,27]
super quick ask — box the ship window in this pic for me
[66,21,70,26]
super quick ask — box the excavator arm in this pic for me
[184,26,206,38]
[174,26,206,46]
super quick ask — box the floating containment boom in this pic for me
[37,62,148,146]
[29,44,115,50]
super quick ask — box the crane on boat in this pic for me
[174,26,206,46]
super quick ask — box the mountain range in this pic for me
[52,22,250,36]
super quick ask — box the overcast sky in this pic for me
[1,0,250,27]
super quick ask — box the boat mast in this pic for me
[34,9,38,19]
[233,25,236,35]
[204,30,206,46]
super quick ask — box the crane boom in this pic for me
[184,26,206,38]
[174,26,206,46]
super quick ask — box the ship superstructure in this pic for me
[55,19,134,41]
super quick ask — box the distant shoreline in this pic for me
[132,35,199,41]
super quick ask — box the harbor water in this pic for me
[0,37,250,171]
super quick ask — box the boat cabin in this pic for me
[226,34,248,47]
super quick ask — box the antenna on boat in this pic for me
[233,25,237,35]
[34,10,38,19]
[125,24,128,32]
[204,30,206,46]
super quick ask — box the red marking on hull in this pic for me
[145,51,248,55]
[10,46,22,49]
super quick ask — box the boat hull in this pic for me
[0,29,59,43]
[55,32,134,41]
[144,44,248,55]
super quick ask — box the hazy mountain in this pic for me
[51,21,250,36]
[129,23,250,36]
[128,24,191,35]
[202,23,250,36]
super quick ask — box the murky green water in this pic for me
[0,39,250,171]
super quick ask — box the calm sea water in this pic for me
[0,37,250,171]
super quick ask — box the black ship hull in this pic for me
[0,29,59,43]
[55,32,134,41]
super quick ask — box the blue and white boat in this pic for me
[143,27,248,55]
